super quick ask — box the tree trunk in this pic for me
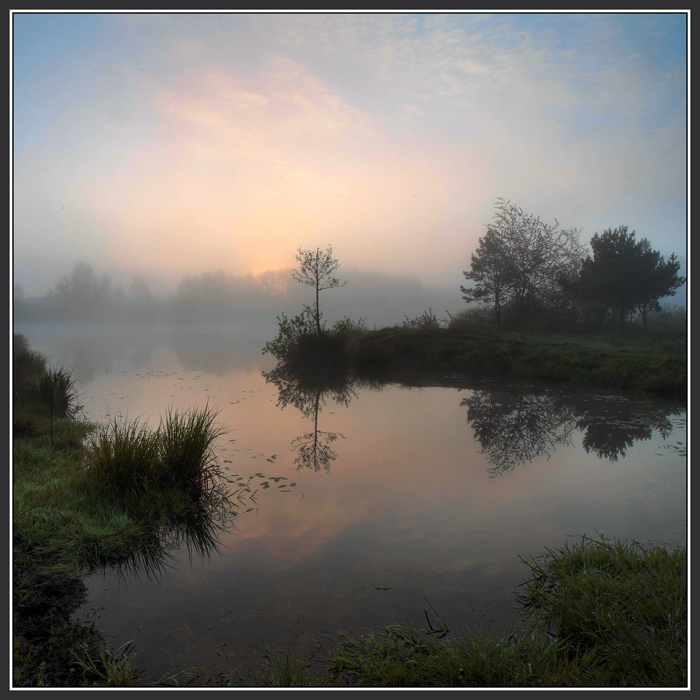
[315,284,322,335]
[618,307,627,331]
[315,250,322,336]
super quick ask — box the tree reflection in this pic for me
[263,365,356,472]
[572,397,677,461]
[462,384,683,474]
[461,388,577,476]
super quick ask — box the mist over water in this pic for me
[14,321,686,683]
[13,261,464,330]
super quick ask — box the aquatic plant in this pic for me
[157,405,227,498]
[83,417,161,497]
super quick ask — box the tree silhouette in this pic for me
[461,199,584,330]
[578,226,684,330]
[292,245,347,335]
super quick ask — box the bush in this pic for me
[263,308,366,369]
[402,308,444,330]
[448,307,496,332]
[262,307,318,364]
[332,316,367,340]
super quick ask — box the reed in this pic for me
[83,417,161,497]
[156,405,226,497]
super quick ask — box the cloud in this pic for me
[12,13,686,293]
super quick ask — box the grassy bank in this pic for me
[261,536,686,688]
[12,335,237,686]
[344,327,686,399]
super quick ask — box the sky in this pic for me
[12,11,688,296]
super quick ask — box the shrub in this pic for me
[402,308,444,329]
[448,307,496,332]
[263,308,364,369]
[262,307,318,364]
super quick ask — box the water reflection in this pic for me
[573,396,677,462]
[95,483,239,583]
[263,362,684,478]
[461,384,683,475]
[263,366,356,472]
[461,388,577,476]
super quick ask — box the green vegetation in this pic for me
[343,325,686,399]
[325,536,686,687]
[262,229,685,399]
[461,199,685,333]
[13,335,237,686]
[262,306,366,369]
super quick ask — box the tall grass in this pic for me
[13,338,240,687]
[13,336,84,445]
[157,406,226,497]
[82,406,227,502]
[83,418,161,497]
[517,535,686,686]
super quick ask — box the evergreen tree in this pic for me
[579,226,684,330]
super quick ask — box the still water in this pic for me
[15,322,687,683]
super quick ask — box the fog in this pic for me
[12,13,687,306]
[13,260,464,329]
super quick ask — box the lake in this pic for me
[14,321,687,685]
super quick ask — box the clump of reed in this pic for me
[158,405,227,494]
[83,418,161,497]
[82,405,228,504]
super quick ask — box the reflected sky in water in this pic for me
[15,322,687,683]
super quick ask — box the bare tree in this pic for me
[462,199,584,330]
[291,245,347,335]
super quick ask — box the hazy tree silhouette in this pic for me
[292,245,347,336]
[461,199,584,330]
[577,226,684,330]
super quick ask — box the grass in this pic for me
[12,335,240,687]
[326,535,686,688]
[343,327,686,399]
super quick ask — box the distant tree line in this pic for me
[12,259,448,327]
[12,261,303,324]
[460,199,685,332]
